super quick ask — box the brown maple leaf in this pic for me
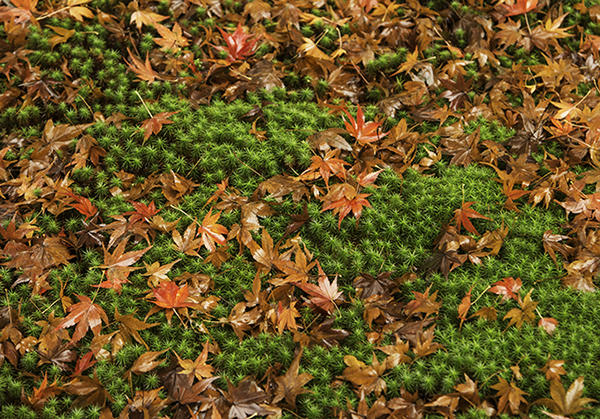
[533,377,597,417]
[503,289,538,331]
[342,353,387,397]
[95,238,151,294]
[540,358,567,382]
[491,377,529,415]
[63,370,114,409]
[26,373,62,411]
[54,295,109,343]
[272,348,313,407]
[114,308,159,351]
[153,22,189,53]
[175,344,215,381]
[277,301,300,335]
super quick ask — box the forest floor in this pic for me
[1,0,600,418]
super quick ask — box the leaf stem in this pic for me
[135,90,154,119]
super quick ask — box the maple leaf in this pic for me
[114,308,159,351]
[47,25,75,49]
[54,294,109,343]
[123,200,161,224]
[247,227,278,274]
[539,317,559,335]
[277,301,300,335]
[503,0,538,17]
[138,111,179,145]
[491,377,529,415]
[294,261,342,314]
[221,377,272,419]
[129,3,168,30]
[376,335,411,369]
[151,281,194,309]
[404,285,442,317]
[453,201,491,235]
[63,370,114,409]
[540,358,567,382]
[197,209,228,253]
[172,223,201,257]
[124,349,168,382]
[542,230,573,270]
[71,351,96,378]
[353,271,397,299]
[215,23,260,62]
[489,277,522,302]
[297,149,349,187]
[321,183,372,229]
[342,104,389,145]
[534,377,598,417]
[125,49,159,84]
[342,353,387,397]
[65,191,98,221]
[503,289,538,331]
[292,318,349,349]
[95,238,151,294]
[272,348,313,407]
[457,285,474,330]
[27,373,62,411]
[153,22,189,53]
[175,344,215,381]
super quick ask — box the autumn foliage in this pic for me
[2,0,600,417]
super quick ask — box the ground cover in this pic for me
[1,0,600,417]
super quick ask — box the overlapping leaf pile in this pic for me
[2,0,600,417]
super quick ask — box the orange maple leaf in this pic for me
[453,201,490,235]
[54,294,109,343]
[196,209,229,253]
[503,0,538,17]
[152,281,195,309]
[125,48,159,84]
[321,190,372,229]
[342,104,388,145]
[139,111,180,145]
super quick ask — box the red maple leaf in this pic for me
[123,200,161,224]
[503,0,538,17]
[139,111,180,144]
[453,201,491,235]
[215,23,261,62]
[54,294,109,343]
[65,191,98,221]
[489,277,522,302]
[342,104,388,145]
